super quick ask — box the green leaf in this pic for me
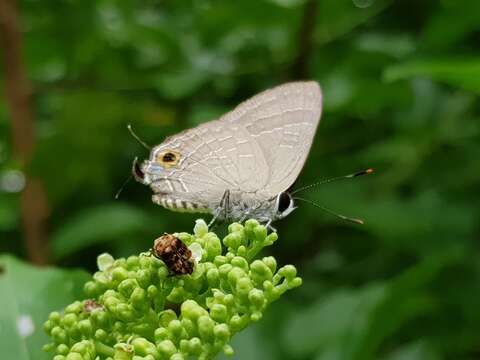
[315,0,393,44]
[283,251,463,359]
[385,341,440,360]
[0,255,89,360]
[283,284,388,358]
[384,58,480,94]
[51,203,152,259]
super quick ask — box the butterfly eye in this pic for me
[277,192,293,214]
[155,150,181,168]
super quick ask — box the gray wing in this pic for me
[152,81,322,205]
[222,81,322,197]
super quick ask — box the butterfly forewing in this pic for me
[151,81,322,207]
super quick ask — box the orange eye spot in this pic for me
[155,150,181,168]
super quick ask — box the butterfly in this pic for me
[133,81,322,229]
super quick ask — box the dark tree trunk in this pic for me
[0,0,50,264]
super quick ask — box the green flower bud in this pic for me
[289,277,302,288]
[248,288,265,309]
[90,309,109,328]
[118,278,139,298]
[159,310,177,327]
[235,277,253,298]
[154,327,169,342]
[213,255,228,267]
[53,355,67,360]
[170,353,185,360]
[65,353,83,360]
[51,326,68,344]
[132,337,159,358]
[97,253,115,271]
[157,340,176,357]
[156,266,169,281]
[229,314,249,333]
[209,304,228,323]
[130,287,147,310]
[126,255,140,269]
[181,300,208,321]
[244,219,259,230]
[84,281,100,297]
[44,320,54,333]
[223,294,235,307]
[186,337,202,355]
[138,256,152,270]
[56,344,69,354]
[147,285,158,299]
[70,340,90,355]
[230,256,249,272]
[264,232,278,246]
[65,301,82,314]
[78,319,93,336]
[223,344,234,356]
[93,271,111,285]
[203,233,222,260]
[227,267,246,284]
[116,303,136,322]
[213,324,230,343]
[250,312,262,322]
[262,256,277,274]
[49,311,61,323]
[167,319,184,339]
[250,260,273,285]
[94,329,108,342]
[114,258,127,269]
[167,286,189,303]
[136,269,153,289]
[223,233,242,250]
[227,222,243,233]
[236,245,247,258]
[114,343,134,360]
[206,268,220,288]
[43,343,55,352]
[197,315,214,341]
[253,224,267,244]
[112,267,129,283]
[278,264,297,280]
[218,264,233,281]
[104,295,121,311]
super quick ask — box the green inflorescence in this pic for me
[43,219,302,360]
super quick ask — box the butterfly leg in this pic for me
[238,210,251,223]
[264,219,277,233]
[208,189,230,228]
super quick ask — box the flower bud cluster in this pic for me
[44,219,302,359]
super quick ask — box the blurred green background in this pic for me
[1,0,480,359]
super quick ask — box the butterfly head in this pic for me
[274,191,297,220]
[132,147,181,186]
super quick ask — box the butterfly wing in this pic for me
[148,81,322,207]
[222,81,322,197]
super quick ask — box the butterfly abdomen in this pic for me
[154,196,210,214]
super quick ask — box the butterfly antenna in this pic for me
[114,174,133,199]
[127,124,151,150]
[293,196,364,225]
[291,168,374,195]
